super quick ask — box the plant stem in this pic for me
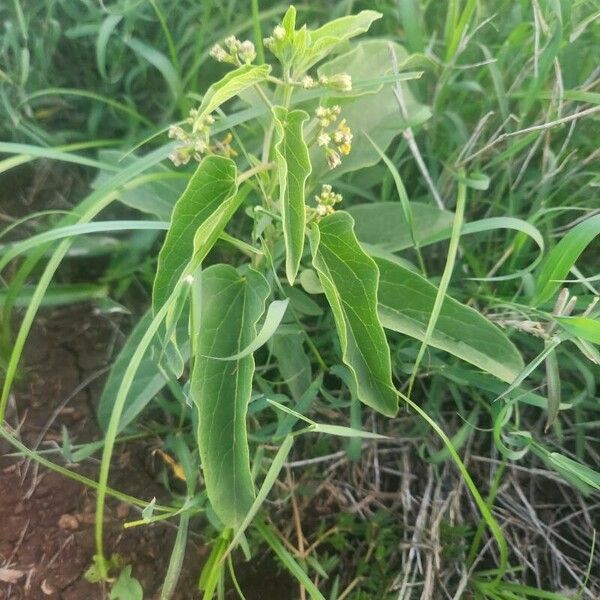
[236,161,275,185]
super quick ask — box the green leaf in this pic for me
[299,10,382,71]
[96,15,122,80]
[314,40,430,179]
[110,566,143,600]
[309,211,397,417]
[92,150,186,220]
[349,202,545,280]
[226,436,294,554]
[270,331,312,400]
[191,265,270,528]
[376,257,524,383]
[272,106,312,284]
[196,64,271,122]
[544,344,561,432]
[202,299,289,361]
[152,155,239,314]
[556,316,600,344]
[125,37,181,102]
[532,214,600,306]
[348,202,454,252]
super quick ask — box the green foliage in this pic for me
[532,214,600,306]
[309,212,397,417]
[376,256,524,382]
[152,155,238,313]
[2,1,600,598]
[110,566,144,600]
[272,106,312,284]
[191,265,269,528]
[196,64,271,123]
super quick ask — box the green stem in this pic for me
[466,459,506,567]
[251,0,265,65]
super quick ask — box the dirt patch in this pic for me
[0,306,292,600]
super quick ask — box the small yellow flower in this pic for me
[338,142,352,156]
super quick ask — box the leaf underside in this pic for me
[375,256,524,383]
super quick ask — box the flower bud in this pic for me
[325,73,352,92]
[302,75,316,89]
[326,149,341,170]
[273,25,286,40]
[317,132,331,147]
[239,40,256,63]
[209,44,228,62]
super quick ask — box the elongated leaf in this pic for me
[226,435,294,556]
[96,15,122,79]
[556,316,600,344]
[533,214,600,306]
[309,211,397,417]
[376,257,524,383]
[349,202,544,280]
[299,10,382,71]
[196,64,271,122]
[0,283,108,308]
[126,37,181,101]
[191,265,270,528]
[544,344,561,431]
[272,106,312,284]
[152,155,238,313]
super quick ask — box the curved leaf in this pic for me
[532,214,600,306]
[191,265,270,528]
[309,211,397,417]
[96,15,122,80]
[126,37,181,101]
[556,316,600,344]
[203,299,289,361]
[152,155,238,313]
[376,256,524,383]
[196,64,271,122]
[272,106,312,284]
[299,10,382,71]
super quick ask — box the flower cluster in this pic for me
[168,109,237,167]
[210,36,256,65]
[301,75,318,89]
[168,110,214,166]
[263,23,288,53]
[314,184,343,217]
[298,72,352,92]
[315,105,353,169]
[318,73,352,92]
